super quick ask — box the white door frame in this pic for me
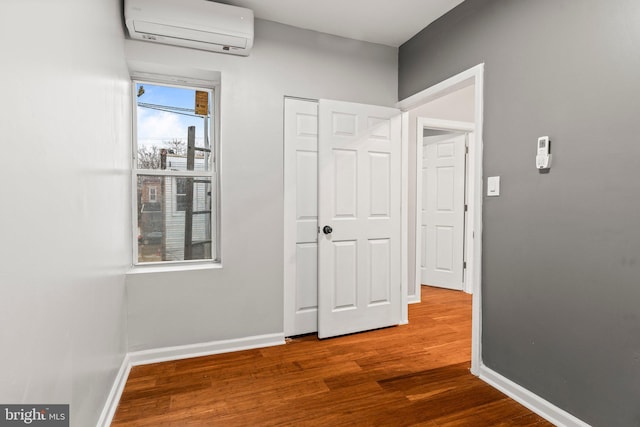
[397,63,484,375]
[417,120,474,295]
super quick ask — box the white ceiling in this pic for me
[218,0,465,47]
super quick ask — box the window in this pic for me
[148,187,157,202]
[133,80,218,265]
[175,177,188,212]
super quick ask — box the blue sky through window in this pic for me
[136,82,210,151]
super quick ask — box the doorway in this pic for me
[284,63,484,374]
[397,64,484,375]
[419,130,469,292]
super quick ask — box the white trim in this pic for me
[408,294,421,304]
[137,169,212,178]
[413,125,423,304]
[128,333,285,366]
[471,66,484,375]
[98,333,284,426]
[130,81,140,268]
[463,132,476,295]
[479,365,591,427]
[127,261,222,275]
[129,70,219,89]
[400,112,410,323]
[397,63,484,376]
[417,118,474,133]
[397,64,482,111]
[97,354,131,427]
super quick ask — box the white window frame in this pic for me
[131,76,221,267]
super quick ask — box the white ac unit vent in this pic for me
[125,0,254,56]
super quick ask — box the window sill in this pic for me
[126,261,222,276]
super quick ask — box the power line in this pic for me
[137,103,208,118]
[138,102,195,113]
[138,137,206,141]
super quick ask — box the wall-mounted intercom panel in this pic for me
[536,136,551,170]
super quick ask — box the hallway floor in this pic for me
[112,286,552,426]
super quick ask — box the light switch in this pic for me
[487,176,500,197]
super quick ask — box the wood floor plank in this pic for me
[431,398,540,426]
[112,286,553,426]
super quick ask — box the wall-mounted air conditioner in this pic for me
[125,0,254,56]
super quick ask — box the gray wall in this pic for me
[125,20,398,351]
[400,1,640,425]
[0,0,131,425]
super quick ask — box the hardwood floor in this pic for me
[112,286,552,426]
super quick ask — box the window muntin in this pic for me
[133,81,216,265]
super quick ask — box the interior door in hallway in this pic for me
[317,99,402,339]
[421,133,466,291]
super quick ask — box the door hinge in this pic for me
[464,204,468,212]
[465,146,469,154]
[317,226,321,234]
[463,261,467,269]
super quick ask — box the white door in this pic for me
[284,98,319,336]
[421,133,466,290]
[317,99,402,339]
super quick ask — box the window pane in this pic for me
[137,175,213,263]
[136,83,212,172]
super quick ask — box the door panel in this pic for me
[318,99,401,339]
[333,240,358,309]
[369,238,391,304]
[369,153,391,216]
[333,149,358,217]
[284,98,319,336]
[296,243,318,312]
[421,134,466,290]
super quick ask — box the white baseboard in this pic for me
[97,333,285,426]
[408,295,421,304]
[479,364,591,427]
[128,333,285,366]
[97,354,131,427]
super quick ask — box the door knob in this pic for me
[322,225,333,235]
